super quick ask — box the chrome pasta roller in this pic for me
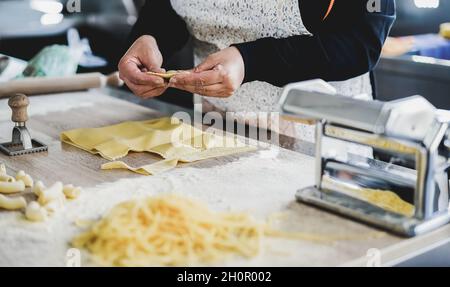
[0,94,48,156]
[279,81,450,237]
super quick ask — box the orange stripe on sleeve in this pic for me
[323,0,335,20]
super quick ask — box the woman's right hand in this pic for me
[118,35,168,99]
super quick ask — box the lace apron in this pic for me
[170,0,373,156]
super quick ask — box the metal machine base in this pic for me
[296,186,450,237]
[0,139,48,156]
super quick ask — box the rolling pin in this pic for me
[0,72,124,99]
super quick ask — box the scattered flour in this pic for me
[0,90,111,121]
[0,148,318,267]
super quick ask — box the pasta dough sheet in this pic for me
[61,117,256,175]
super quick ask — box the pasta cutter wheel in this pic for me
[0,94,48,156]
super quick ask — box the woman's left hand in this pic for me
[169,47,245,97]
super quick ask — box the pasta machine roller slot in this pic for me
[279,83,450,237]
[0,94,48,156]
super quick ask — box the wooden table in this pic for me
[0,88,449,267]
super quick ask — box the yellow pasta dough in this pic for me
[61,117,256,175]
[0,164,15,183]
[0,181,26,194]
[0,174,15,183]
[63,184,82,200]
[16,171,34,188]
[0,194,26,210]
[146,70,185,79]
[38,182,65,206]
[25,202,48,222]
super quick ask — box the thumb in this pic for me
[195,54,219,72]
[139,49,163,72]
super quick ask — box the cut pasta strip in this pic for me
[101,159,179,175]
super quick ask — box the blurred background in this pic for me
[0,0,449,109]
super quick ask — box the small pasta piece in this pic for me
[0,174,15,183]
[63,184,82,200]
[25,202,48,222]
[0,164,15,183]
[0,194,26,210]
[15,170,34,188]
[0,181,26,194]
[32,181,46,196]
[38,182,64,206]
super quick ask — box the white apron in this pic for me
[170,0,373,146]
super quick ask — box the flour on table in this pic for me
[0,90,110,121]
[0,147,317,267]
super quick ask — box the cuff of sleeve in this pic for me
[231,41,260,84]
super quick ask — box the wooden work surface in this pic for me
[0,88,449,267]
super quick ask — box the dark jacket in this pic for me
[128,0,396,87]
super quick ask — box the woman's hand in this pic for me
[169,47,245,97]
[118,35,168,99]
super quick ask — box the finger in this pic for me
[141,67,166,73]
[171,83,230,97]
[124,79,167,98]
[131,82,167,96]
[119,58,165,86]
[170,67,226,87]
[141,86,168,99]
[194,54,220,72]
[151,67,166,73]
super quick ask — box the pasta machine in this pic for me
[279,81,450,237]
[0,94,48,156]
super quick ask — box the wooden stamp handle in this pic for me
[8,94,29,123]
